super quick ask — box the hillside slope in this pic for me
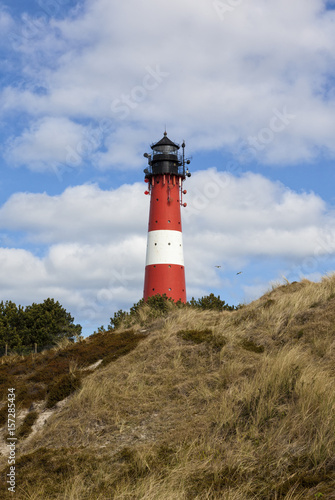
[1,277,335,499]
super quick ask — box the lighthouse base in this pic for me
[143,264,186,303]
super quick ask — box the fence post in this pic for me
[34,343,37,354]
[5,344,7,356]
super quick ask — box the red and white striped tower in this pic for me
[143,132,191,302]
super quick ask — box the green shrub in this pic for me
[0,298,82,350]
[109,293,235,332]
[109,309,129,330]
[188,293,236,311]
[17,411,38,438]
[0,405,7,427]
[100,330,147,366]
[16,383,47,408]
[240,339,265,353]
[46,372,82,408]
[109,294,180,330]
[177,329,227,350]
[177,329,213,344]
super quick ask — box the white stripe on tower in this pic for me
[145,230,184,266]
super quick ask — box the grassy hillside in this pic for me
[0,277,335,499]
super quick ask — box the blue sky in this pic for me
[0,0,335,336]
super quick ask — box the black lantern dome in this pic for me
[143,132,191,179]
[144,132,180,176]
[150,132,180,175]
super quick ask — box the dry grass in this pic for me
[0,329,146,423]
[1,276,335,498]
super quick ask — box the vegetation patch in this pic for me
[16,383,47,408]
[0,328,147,420]
[263,298,275,308]
[0,447,113,499]
[275,280,309,294]
[16,411,38,439]
[240,338,265,353]
[0,298,82,352]
[110,293,237,330]
[46,372,82,408]
[0,405,8,426]
[115,446,151,479]
[1,282,335,498]
[109,293,181,330]
[188,293,236,311]
[101,334,146,366]
[29,357,71,383]
[177,328,213,344]
[232,308,259,326]
[177,329,226,351]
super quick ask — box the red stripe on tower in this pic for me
[143,132,191,303]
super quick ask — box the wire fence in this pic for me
[0,344,55,357]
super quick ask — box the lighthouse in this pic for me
[143,132,191,303]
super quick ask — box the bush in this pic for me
[46,372,82,408]
[188,293,236,311]
[17,411,38,439]
[241,338,265,353]
[177,329,213,344]
[0,298,82,350]
[109,293,236,332]
[177,329,227,350]
[109,309,129,330]
[109,294,181,330]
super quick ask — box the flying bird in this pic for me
[236,271,243,275]
[214,265,221,268]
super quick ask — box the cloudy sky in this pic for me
[0,0,335,336]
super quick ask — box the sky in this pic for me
[0,0,335,336]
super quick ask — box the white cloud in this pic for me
[1,0,335,169]
[4,117,87,172]
[0,242,145,333]
[185,169,325,231]
[45,240,145,288]
[94,125,152,170]
[0,248,46,287]
[182,169,335,297]
[0,183,148,242]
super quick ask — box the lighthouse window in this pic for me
[168,265,171,268]
[169,288,172,291]
[156,198,159,201]
[168,243,171,246]
[154,243,157,246]
[168,220,171,223]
